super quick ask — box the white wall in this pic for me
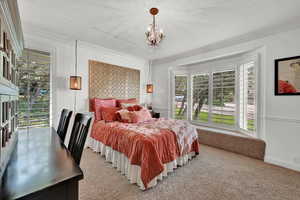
[152,28,300,171]
[23,32,148,130]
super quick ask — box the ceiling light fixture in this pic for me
[145,7,165,47]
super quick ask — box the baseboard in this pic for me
[264,156,300,172]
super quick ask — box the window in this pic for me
[171,55,258,135]
[192,74,209,122]
[212,70,236,126]
[17,49,51,128]
[174,75,188,120]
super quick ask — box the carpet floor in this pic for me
[79,145,300,200]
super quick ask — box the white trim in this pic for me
[265,156,300,172]
[265,116,300,124]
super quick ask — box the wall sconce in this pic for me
[70,76,82,90]
[70,40,81,112]
[146,84,153,93]
[70,40,82,90]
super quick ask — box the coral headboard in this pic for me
[88,60,140,100]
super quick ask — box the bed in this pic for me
[87,98,199,190]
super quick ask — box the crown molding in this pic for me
[0,0,24,56]
[152,17,300,65]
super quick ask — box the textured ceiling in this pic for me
[18,0,300,60]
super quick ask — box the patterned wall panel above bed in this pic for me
[89,60,140,100]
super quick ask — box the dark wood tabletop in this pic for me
[0,127,83,200]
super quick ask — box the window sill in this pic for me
[191,122,256,138]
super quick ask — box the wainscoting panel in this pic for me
[89,60,140,100]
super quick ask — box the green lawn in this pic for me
[175,109,254,131]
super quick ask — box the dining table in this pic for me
[0,127,83,200]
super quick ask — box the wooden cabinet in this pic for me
[0,0,23,182]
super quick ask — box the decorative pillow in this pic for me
[133,104,143,111]
[116,98,137,107]
[126,106,135,112]
[101,107,121,122]
[89,98,114,111]
[120,103,143,111]
[116,109,132,123]
[90,98,117,121]
[129,108,152,123]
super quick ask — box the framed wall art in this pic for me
[275,56,300,95]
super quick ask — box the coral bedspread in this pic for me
[90,118,199,188]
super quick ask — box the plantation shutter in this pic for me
[212,70,236,126]
[239,61,256,133]
[192,74,209,122]
[174,75,188,120]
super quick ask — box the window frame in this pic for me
[170,54,259,137]
[237,59,258,136]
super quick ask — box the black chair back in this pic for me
[68,113,92,165]
[57,109,73,143]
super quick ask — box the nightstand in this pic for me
[152,112,160,118]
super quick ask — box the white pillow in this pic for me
[120,103,139,108]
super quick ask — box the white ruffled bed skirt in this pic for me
[87,137,196,190]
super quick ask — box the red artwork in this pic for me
[275,56,300,95]
[278,80,297,94]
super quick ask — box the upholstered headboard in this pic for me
[88,60,140,100]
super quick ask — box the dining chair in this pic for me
[57,109,73,143]
[68,113,92,165]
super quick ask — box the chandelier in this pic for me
[145,8,165,47]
